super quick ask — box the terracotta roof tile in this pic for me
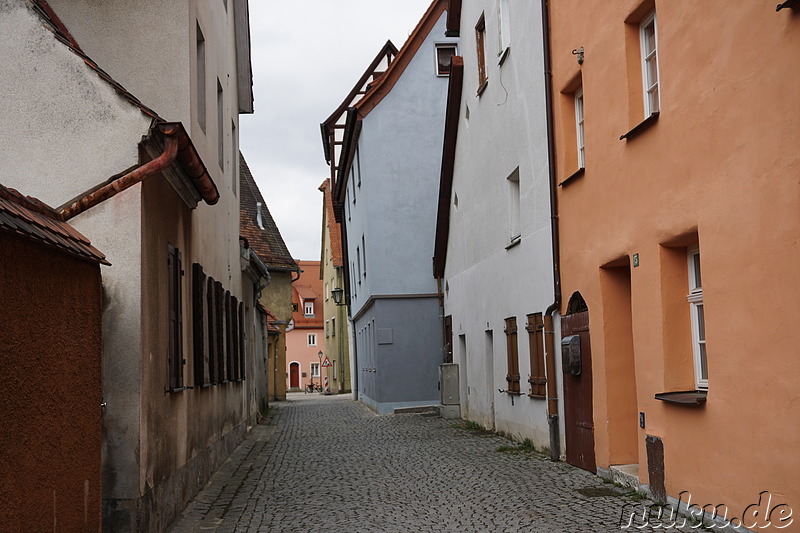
[239,154,298,272]
[319,179,343,267]
[0,184,109,265]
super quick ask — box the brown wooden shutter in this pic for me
[207,277,217,384]
[526,313,547,398]
[168,245,184,390]
[192,263,206,387]
[215,280,225,382]
[504,317,520,394]
[231,295,240,380]
[238,301,246,381]
[225,291,233,382]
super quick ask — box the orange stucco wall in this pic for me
[550,0,800,525]
[0,233,103,532]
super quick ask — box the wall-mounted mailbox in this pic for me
[561,335,582,375]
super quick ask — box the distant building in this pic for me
[320,0,458,413]
[286,261,326,392]
[239,155,299,401]
[319,179,351,394]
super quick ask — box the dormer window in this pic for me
[304,301,314,316]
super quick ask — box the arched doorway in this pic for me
[289,362,300,390]
[561,291,596,473]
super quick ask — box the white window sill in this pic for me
[505,236,522,250]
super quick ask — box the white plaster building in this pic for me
[0,1,262,530]
[432,0,565,454]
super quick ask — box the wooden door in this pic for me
[444,315,453,363]
[289,362,300,389]
[562,308,596,473]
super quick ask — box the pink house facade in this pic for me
[286,261,326,391]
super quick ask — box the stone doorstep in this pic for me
[393,405,440,415]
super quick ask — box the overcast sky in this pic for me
[239,1,434,262]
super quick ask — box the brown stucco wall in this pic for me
[0,232,103,532]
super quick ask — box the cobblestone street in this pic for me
[168,394,694,532]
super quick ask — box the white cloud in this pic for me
[240,0,435,260]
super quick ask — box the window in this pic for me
[324,282,329,301]
[196,24,206,132]
[435,43,458,76]
[310,362,320,378]
[640,12,660,116]
[356,148,362,187]
[575,88,585,169]
[687,246,707,389]
[475,14,488,93]
[304,301,314,316]
[498,0,511,58]
[325,320,330,338]
[362,234,367,277]
[168,245,184,390]
[507,168,521,245]
[356,246,362,284]
[504,317,521,394]
[308,333,317,347]
[331,317,336,337]
[231,120,237,195]
[217,79,224,169]
[526,313,546,397]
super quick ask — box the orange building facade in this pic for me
[286,261,326,392]
[549,0,799,524]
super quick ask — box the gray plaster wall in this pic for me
[345,13,456,315]
[356,298,442,414]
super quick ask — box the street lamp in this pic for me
[318,350,323,393]
[331,287,344,305]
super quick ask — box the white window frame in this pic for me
[575,88,585,169]
[307,333,317,347]
[331,317,336,337]
[686,245,707,390]
[497,0,511,60]
[434,43,458,77]
[639,12,660,117]
[506,168,521,245]
[304,301,314,316]
[310,362,320,378]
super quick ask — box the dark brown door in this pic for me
[562,309,596,473]
[289,362,299,389]
[444,315,453,363]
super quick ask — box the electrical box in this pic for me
[439,363,460,405]
[561,335,582,375]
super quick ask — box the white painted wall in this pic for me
[442,0,564,452]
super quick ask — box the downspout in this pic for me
[542,0,562,463]
[60,135,179,220]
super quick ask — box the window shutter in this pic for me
[231,295,240,380]
[225,291,234,382]
[207,277,217,384]
[193,263,206,387]
[168,245,184,390]
[238,301,246,381]
[215,281,225,382]
[504,317,520,393]
[526,313,547,397]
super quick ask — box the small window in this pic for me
[507,168,521,245]
[331,317,336,337]
[435,43,458,76]
[687,246,707,390]
[217,79,224,169]
[310,362,320,378]
[362,234,367,277]
[304,301,314,316]
[196,24,206,132]
[325,320,330,338]
[356,246,362,284]
[575,88,585,169]
[640,12,660,116]
[504,317,521,394]
[308,333,317,347]
[498,0,511,56]
[324,282,329,301]
[475,14,488,92]
[356,149,362,187]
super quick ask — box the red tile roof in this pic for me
[0,184,109,265]
[239,154,298,272]
[318,179,343,267]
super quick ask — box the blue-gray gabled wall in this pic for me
[345,12,457,413]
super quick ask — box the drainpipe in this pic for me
[542,0,562,463]
[60,135,179,220]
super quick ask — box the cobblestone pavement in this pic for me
[168,393,698,533]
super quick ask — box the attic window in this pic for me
[435,43,458,76]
